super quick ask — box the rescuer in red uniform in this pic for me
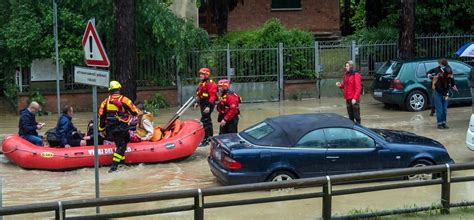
[216,79,241,134]
[194,68,217,146]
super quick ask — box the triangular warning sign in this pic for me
[82,20,110,67]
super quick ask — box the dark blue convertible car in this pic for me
[208,113,454,185]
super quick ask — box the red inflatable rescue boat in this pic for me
[1,119,204,170]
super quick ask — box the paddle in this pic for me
[162,96,196,132]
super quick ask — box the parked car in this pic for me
[372,58,472,111]
[208,113,454,185]
[466,114,474,151]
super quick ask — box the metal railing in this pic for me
[1,162,474,219]
[15,33,473,102]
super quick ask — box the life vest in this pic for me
[162,120,183,140]
[105,95,131,123]
[217,91,241,121]
[196,80,217,103]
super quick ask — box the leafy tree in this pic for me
[0,0,208,98]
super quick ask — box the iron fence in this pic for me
[14,34,474,100]
[1,162,474,219]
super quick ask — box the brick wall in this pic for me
[17,87,178,112]
[228,0,340,33]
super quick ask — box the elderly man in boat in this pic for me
[18,101,45,146]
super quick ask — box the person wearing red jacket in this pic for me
[336,60,362,123]
[194,68,217,146]
[217,79,241,134]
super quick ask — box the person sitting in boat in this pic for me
[129,103,154,142]
[55,105,90,148]
[18,101,45,146]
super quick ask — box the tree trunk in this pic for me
[341,0,352,35]
[399,0,416,60]
[113,0,137,101]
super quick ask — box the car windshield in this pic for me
[376,61,402,76]
[243,122,274,140]
[355,124,386,141]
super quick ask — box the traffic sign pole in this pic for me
[78,17,111,214]
[53,0,61,118]
[90,18,101,215]
[92,84,100,214]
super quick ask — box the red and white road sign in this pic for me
[82,20,110,67]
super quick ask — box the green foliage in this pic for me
[2,79,19,111]
[343,0,473,41]
[214,19,313,48]
[0,0,207,88]
[3,81,19,101]
[416,0,474,33]
[143,93,170,113]
[351,0,366,31]
[345,26,399,43]
[27,90,47,115]
[212,19,315,80]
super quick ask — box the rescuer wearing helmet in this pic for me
[216,79,241,134]
[194,67,217,146]
[98,80,139,172]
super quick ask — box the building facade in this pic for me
[199,0,340,38]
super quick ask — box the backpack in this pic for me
[46,128,60,147]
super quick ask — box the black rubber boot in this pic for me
[108,163,118,173]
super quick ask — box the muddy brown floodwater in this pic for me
[1,95,474,219]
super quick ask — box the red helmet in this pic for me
[199,68,211,77]
[218,79,230,90]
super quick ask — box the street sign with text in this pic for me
[74,66,110,87]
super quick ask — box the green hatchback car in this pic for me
[372,58,472,111]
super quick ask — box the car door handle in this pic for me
[326,156,340,159]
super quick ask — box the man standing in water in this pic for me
[98,81,139,172]
[194,67,217,146]
[216,79,241,134]
[336,60,362,124]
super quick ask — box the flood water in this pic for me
[1,95,474,219]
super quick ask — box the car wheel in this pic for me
[406,90,427,112]
[407,159,434,181]
[267,171,296,182]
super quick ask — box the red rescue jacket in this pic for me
[337,71,362,100]
[217,91,241,121]
[196,79,217,105]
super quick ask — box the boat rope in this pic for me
[7,126,204,159]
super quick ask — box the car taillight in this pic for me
[390,79,404,89]
[222,155,242,170]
